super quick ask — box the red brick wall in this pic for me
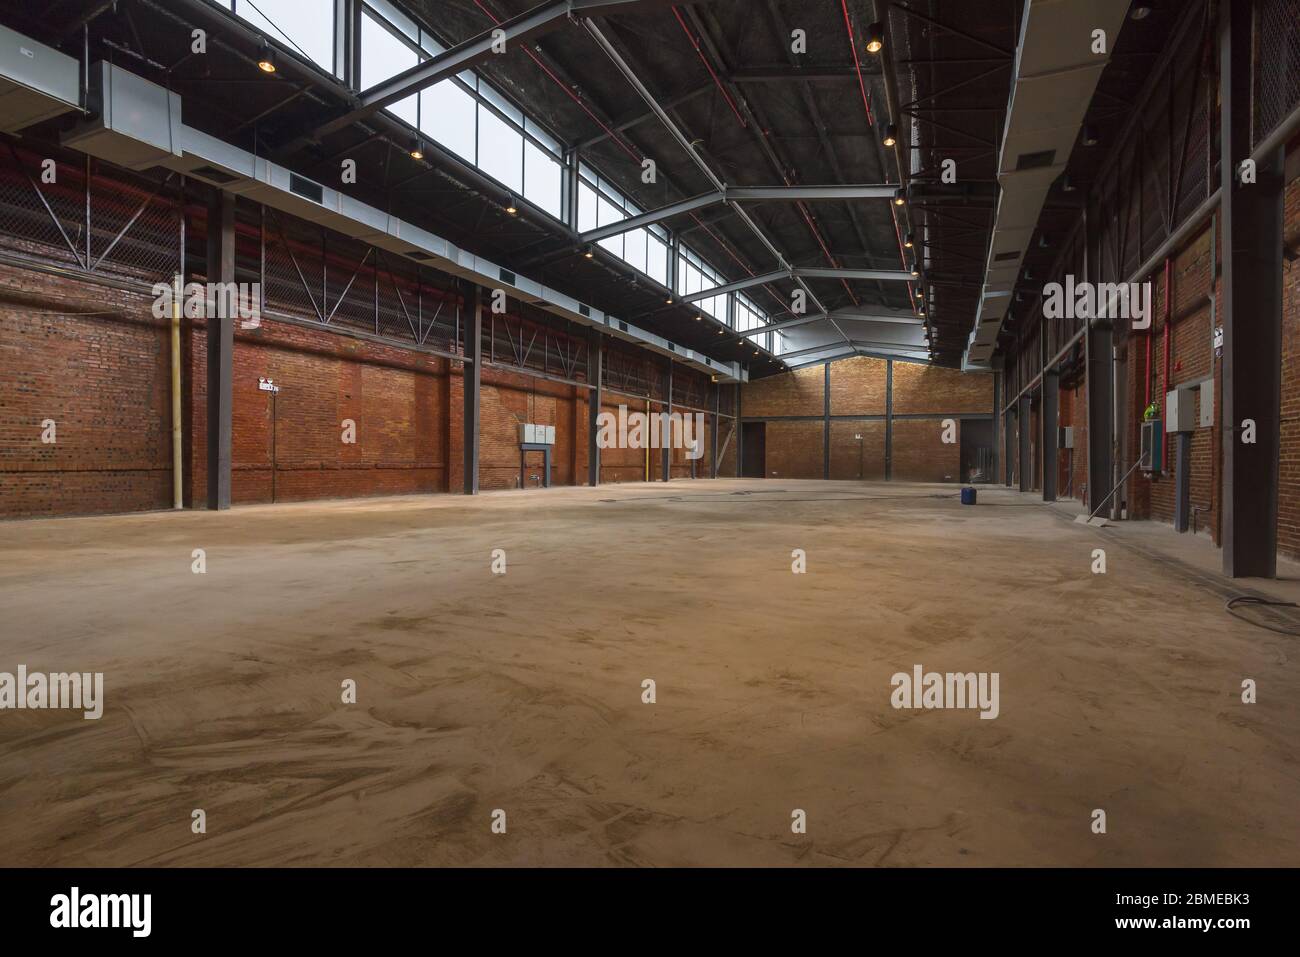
[829,420,886,480]
[892,361,993,414]
[744,364,824,417]
[1277,174,1300,558]
[1124,221,1221,537]
[738,357,993,482]
[1,267,173,517]
[892,418,961,483]
[764,420,823,479]
[188,315,451,504]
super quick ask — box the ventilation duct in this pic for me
[963,0,1130,369]
[52,57,747,383]
[0,24,80,133]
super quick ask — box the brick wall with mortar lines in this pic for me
[738,357,994,481]
[1277,174,1300,559]
[1,266,172,517]
[1122,220,1221,538]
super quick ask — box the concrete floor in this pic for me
[1,479,1297,867]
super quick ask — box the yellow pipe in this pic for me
[171,273,183,509]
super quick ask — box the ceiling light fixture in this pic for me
[1081,124,1099,147]
[882,123,898,148]
[409,138,424,161]
[505,196,518,215]
[903,231,914,249]
[256,43,277,73]
[865,22,884,54]
[1130,3,1154,20]
[893,188,905,207]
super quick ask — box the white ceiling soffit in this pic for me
[963,0,1131,370]
[42,54,749,382]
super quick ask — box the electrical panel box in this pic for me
[1059,426,1074,449]
[1165,388,1195,433]
[519,423,534,444]
[1140,420,1162,470]
[1199,379,1214,428]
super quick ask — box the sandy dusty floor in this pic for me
[0,479,1297,867]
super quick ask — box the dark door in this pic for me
[959,418,994,484]
[741,422,766,478]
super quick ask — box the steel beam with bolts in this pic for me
[298,0,713,146]
[738,307,922,338]
[578,184,896,243]
[681,267,914,303]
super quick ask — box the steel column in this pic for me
[587,331,602,486]
[1086,320,1114,514]
[823,361,831,480]
[662,358,672,482]
[463,284,481,495]
[711,383,720,479]
[1220,0,1283,577]
[1017,393,1031,493]
[885,360,894,481]
[205,191,234,511]
[1004,408,1015,486]
[1041,370,1059,501]
[735,383,743,477]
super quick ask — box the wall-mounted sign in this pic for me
[258,377,280,393]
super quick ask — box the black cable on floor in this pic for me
[1224,595,1300,637]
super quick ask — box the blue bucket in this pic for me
[960,486,977,505]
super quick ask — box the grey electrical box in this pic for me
[1059,426,1074,449]
[1198,379,1214,428]
[1166,387,1195,433]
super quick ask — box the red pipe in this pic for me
[672,7,747,128]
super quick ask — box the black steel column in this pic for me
[1174,431,1192,532]
[205,191,234,510]
[885,359,894,481]
[463,284,481,495]
[1004,408,1015,486]
[1017,393,1031,493]
[1041,370,1059,501]
[711,382,720,479]
[587,331,602,486]
[822,361,831,480]
[662,358,672,482]
[735,383,743,477]
[1086,320,1114,515]
[992,370,1000,485]
[1220,0,1283,577]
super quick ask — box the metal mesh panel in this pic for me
[89,166,180,280]
[264,212,325,322]
[0,147,89,270]
[1255,0,1300,147]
